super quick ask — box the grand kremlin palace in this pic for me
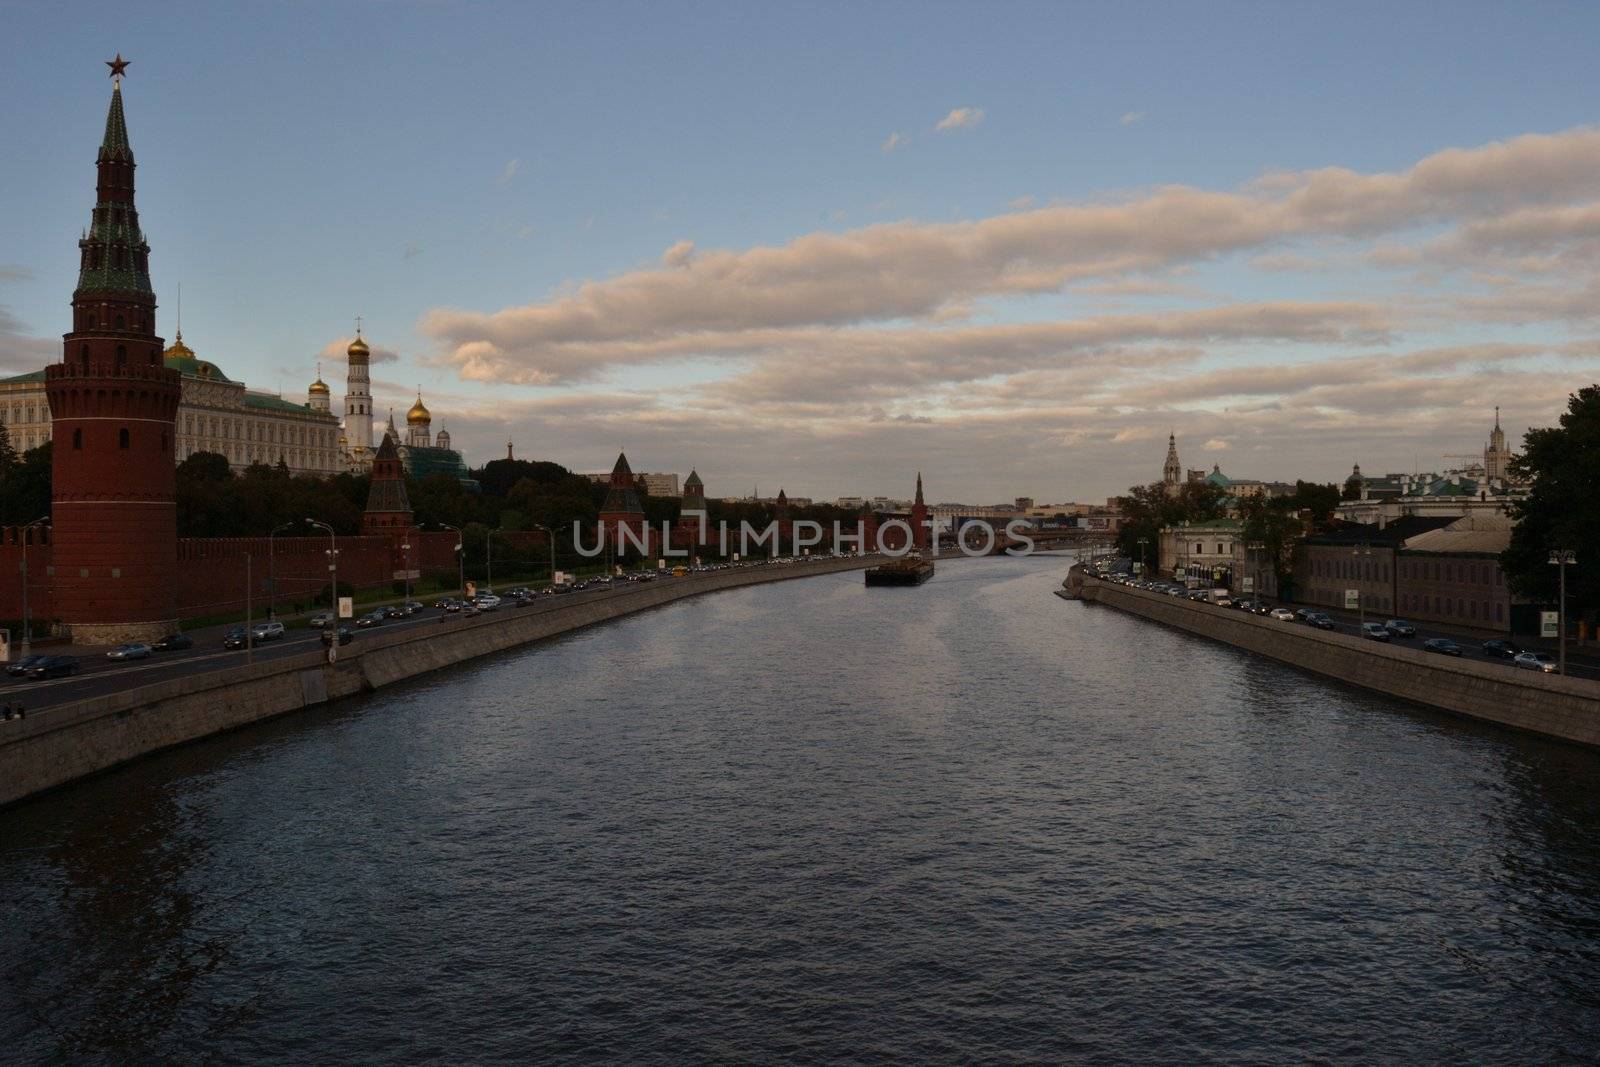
[2,331,343,475]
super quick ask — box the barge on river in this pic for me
[865,555,935,586]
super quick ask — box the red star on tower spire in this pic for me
[106,53,130,80]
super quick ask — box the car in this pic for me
[1304,612,1335,630]
[1269,608,1297,621]
[309,611,335,628]
[1423,638,1463,656]
[1360,623,1392,642]
[436,598,462,613]
[1294,608,1316,623]
[552,583,573,595]
[251,620,286,642]
[357,610,386,628]
[107,642,152,660]
[403,600,424,615]
[382,604,407,619]
[6,654,47,678]
[152,632,193,651]
[1514,651,1559,674]
[1482,640,1523,659]
[462,605,480,618]
[320,625,354,646]
[25,655,79,679]
[223,628,250,650]
[1383,620,1417,638]
[475,595,502,611]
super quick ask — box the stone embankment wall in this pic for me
[0,556,877,807]
[1078,574,1600,748]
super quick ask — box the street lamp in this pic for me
[306,518,339,634]
[401,527,416,607]
[435,523,464,601]
[19,517,49,657]
[1351,543,1373,629]
[533,524,557,585]
[1549,549,1577,676]
[485,527,494,592]
[268,521,297,619]
[1137,536,1149,577]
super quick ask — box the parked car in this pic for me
[320,625,354,647]
[153,633,193,651]
[1360,623,1392,642]
[1269,608,1297,621]
[251,620,286,642]
[1513,651,1559,674]
[309,611,335,628]
[107,642,152,660]
[25,655,79,679]
[1304,612,1336,631]
[1481,640,1523,659]
[1383,620,1417,638]
[357,610,386,628]
[6,654,47,678]
[223,628,250,650]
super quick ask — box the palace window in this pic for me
[72,428,82,450]
[118,427,129,449]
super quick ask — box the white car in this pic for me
[107,642,152,660]
[1269,608,1297,621]
[1513,651,1558,674]
[475,595,502,611]
[251,620,286,641]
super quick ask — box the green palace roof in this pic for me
[0,369,45,384]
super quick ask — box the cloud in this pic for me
[318,336,402,364]
[416,124,1600,499]
[1203,438,1230,450]
[402,241,424,260]
[495,159,520,185]
[0,266,34,284]
[1007,195,1035,210]
[935,107,985,131]
[1120,111,1146,126]
[881,131,907,154]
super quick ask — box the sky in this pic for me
[5,1,1600,503]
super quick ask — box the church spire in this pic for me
[915,471,925,506]
[78,67,152,300]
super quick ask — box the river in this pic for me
[3,555,1598,1062]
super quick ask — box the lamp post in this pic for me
[1137,536,1149,577]
[19,517,49,657]
[436,523,464,600]
[306,518,339,635]
[1351,543,1373,629]
[268,521,296,619]
[1549,549,1577,676]
[485,527,494,592]
[533,524,557,585]
[401,527,416,607]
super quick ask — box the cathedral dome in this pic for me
[309,377,330,396]
[347,334,370,359]
[407,393,431,425]
[162,330,194,361]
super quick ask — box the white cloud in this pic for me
[1007,195,1036,210]
[881,131,907,154]
[495,159,519,185]
[1120,111,1146,126]
[935,107,985,131]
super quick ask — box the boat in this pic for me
[865,555,935,586]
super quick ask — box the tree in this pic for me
[1,440,51,525]
[1502,385,1600,623]
[0,419,17,480]
[1239,494,1308,599]
[1288,481,1341,525]
[1114,480,1227,563]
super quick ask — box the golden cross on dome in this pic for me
[106,54,130,80]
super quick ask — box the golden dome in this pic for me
[347,334,370,359]
[406,392,431,425]
[163,329,194,360]
[309,378,330,396]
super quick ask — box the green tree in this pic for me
[0,419,17,481]
[1502,385,1600,623]
[1239,494,1307,599]
[1,440,51,525]
[1288,480,1341,525]
[1114,480,1227,563]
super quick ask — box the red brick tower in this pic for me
[362,435,413,534]
[598,451,648,554]
[911,472,930,553]
[46,59,183,644]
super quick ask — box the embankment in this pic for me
[0,557,876,807]
[1077,573,1600,748]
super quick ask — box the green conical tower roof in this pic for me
[100,80,131,159]
[76,78,153,299]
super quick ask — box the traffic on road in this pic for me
[1084,558,1593,681]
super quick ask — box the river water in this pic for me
[3,556,1599,1063]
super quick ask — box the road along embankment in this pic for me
[0,557,878,808]
[1077,574,1600,749]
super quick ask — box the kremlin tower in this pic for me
[45,58,183,643]
[911,472,930,553]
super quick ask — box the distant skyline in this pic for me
[5,2,1600,500]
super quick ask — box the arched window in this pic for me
[118,427,129,449]
[79,344,90,368]
[72,428,82,450]
[115,313,125,329]
[115,345,127,369]
[161,431,168,452]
